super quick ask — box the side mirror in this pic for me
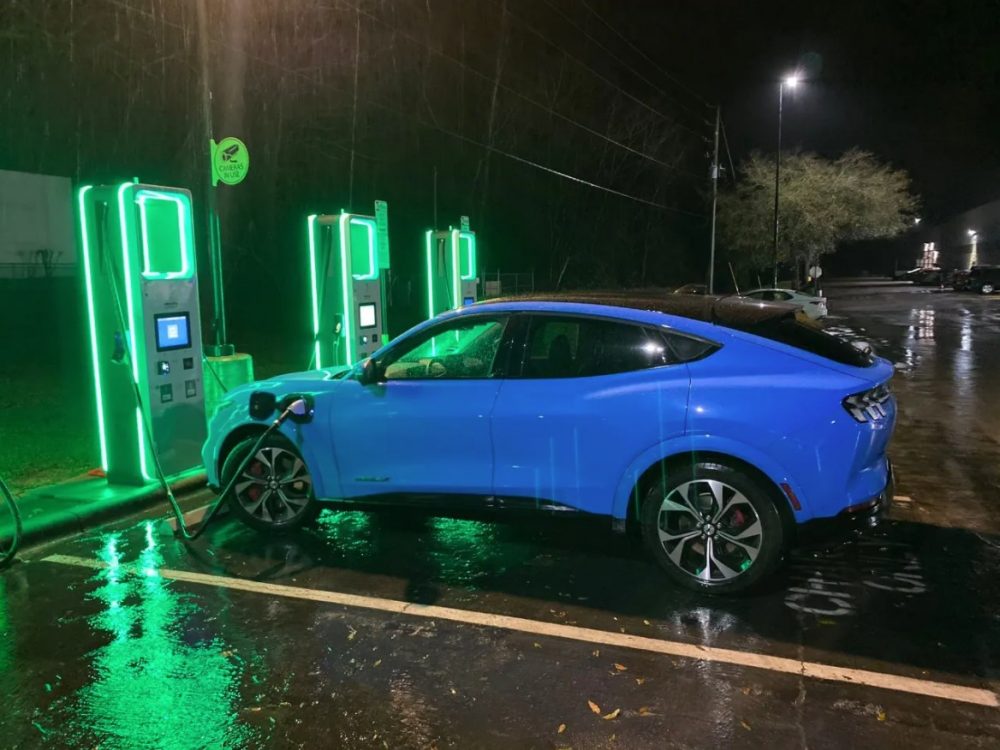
[359,358,384,385]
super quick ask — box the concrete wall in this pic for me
[0,169,74,278]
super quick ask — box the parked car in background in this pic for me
[741,288,828,319]
[966,265,1000,294]
[673,283,708,295]
[952,269,972,291]
[895,266,944,286]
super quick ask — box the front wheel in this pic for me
[223,434,320,532]
[640,462,785,594]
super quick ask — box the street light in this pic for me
[772,73,801,287]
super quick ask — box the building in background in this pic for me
[914,198,1000,271]
[0,169,74,279]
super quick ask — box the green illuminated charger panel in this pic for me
[77,183,206,485]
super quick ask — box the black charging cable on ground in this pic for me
[0,476,23,567]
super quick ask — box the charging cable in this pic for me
[0,476,22,567]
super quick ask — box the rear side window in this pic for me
[662,332,718,363]
[521,316,671,378]
[743,317,874,367]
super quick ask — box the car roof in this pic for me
[474,291,798,329]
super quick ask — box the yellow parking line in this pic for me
[43,553,998,708]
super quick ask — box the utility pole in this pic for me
[196,0,232,356]
[708,105,721,294]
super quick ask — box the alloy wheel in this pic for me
[234,446,313,524]
[656,479,764,582]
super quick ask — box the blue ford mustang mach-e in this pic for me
[203,294,896,593]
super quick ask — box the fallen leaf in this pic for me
[635,677,646,686]
[877,710,887,722]
[592,649,600,657]
[533,642,542,649]
[613,663,627,672]
[557,723,566,734]
[741,720,751,731]
[643,619,652,626]
[588,700,601,715]
[373,659,382,667]
[638,706,654,717]
[602,708,621,721]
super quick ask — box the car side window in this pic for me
[775,291,794,301]
[662,331,719,363]
[520,316,670,378]
[381,317,508,380]
[745,291,764,300]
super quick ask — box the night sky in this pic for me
[622,0,1000,221]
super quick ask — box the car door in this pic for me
[490,314,692,514]
[330,313,512,499]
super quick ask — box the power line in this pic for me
[322,0,703,179]
[103,0,704,217]
[576,0,713,109]
[485,0,709,139]
[537,0,711,126]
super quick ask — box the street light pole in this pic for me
[771,83,783,288]
[772,74,799,288]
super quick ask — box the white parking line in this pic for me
[43,553,998,708]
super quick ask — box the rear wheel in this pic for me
[641,461,784,594]
[981,283,994,294]
[223,434,319,532]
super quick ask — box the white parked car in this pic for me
[741,288,828,319]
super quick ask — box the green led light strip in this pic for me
[136,190,192,280]
[306,214,323,369]
[450,229,462,308]
[458,231,477,281]
[337,214,356,365]
[76,185,109,471]
[350,216,378,281]
[116,182,151,481]
[425,230,435,320]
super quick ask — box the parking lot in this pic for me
[2,282,1000,749]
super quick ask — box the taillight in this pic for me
[843,383,892,423]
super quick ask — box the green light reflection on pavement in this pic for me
[59,524,256,749]
[0,577,11,679]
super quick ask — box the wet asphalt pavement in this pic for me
[3,281,1000,749]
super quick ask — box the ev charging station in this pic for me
[306,201,391,369]
[424,218,478,319]
[77,182,207,486]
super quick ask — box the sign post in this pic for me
[204,136,250,357]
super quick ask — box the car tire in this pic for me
[222,434,320,533]
[981,283,994,295]
[640,461,784,594]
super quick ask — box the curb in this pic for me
[9,472,210,550]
